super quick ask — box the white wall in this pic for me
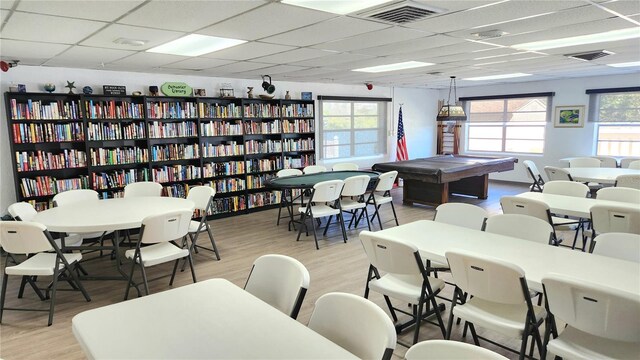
[0,65,436,212]
[450,74,640,183]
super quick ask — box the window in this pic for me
[591,91,640,156]
[464,95,550,154]
[318,98,388,159]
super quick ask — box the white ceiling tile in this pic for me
[260,17,390,47]
[311,27,432,52]
[161,57,235,71]
[109,52,189,68]
[80,24,185,50]
[406,1,588,33]
[290,53,375,67]
[0,0,15,9]
[242,64,312,77]
[2,12,106,44]
[200,41,296,61]
[256,48,332,64]
[17,0,145,22]
[399,41,501,63]
[542,37,640,55]
[0,39,70,59]
[352,35,466,56]
[44,46,135,68]
[199,3,336,41]
[1,7,11,24]
[118,0,265,32]
[599,0,640,16]
[281,67,343,77]
[202,61,274,74]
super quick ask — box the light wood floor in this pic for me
[1,181,544,360]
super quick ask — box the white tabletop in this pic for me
[564,167,640,184]
[72,279,357,360]
[32,197,195,233]
[516,192,640,218]
[366,220,640,294]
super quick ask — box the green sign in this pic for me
[161,82,192,96]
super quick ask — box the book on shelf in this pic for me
[16,149,87,172]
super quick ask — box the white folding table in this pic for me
[364,220,640,294]
[72,278,358,360]
[516,191,640,218]
[564,167,640,185]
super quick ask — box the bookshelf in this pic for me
[5,92,316,218]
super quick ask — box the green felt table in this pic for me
[266,170,379,189]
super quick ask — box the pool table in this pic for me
[372,155,517,206]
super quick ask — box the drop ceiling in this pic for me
[0,0,638,89]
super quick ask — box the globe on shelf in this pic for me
[83,86,93,95]
[43,83,56,93]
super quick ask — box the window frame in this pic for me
[318,97,389,160]
[589,89,640,157]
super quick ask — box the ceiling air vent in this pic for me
[357,1,446,24]
[565,50,614,61]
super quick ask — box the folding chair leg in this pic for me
[18,276,28,299]
[140,265,150,296]
[468,322,480,346]
[296,212,307,242]
[390,201,399,226]
[0,273,8,323]
[187,254,197,283]
[338,212,348,242]
[170,259,180,286]
[310,215,319,250]
[67,264,91,302]
[124,261,138,301]
[205,224,220,260]
[323,215,333,236]
[48,262,60,326]
[383,295,398,322]
[414,301,424,344]
[363,206,372,231]
[430,295,446,338]
[519,323,531,360]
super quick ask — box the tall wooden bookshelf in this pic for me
[4,92,316,218]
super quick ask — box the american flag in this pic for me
[396,107,408,161]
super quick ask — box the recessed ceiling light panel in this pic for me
[513,27,640,51]
[607,61,640,68]
[146,34,246,57]
[352,61,434,73]
[464,73,532,81]
[281,0,393,15]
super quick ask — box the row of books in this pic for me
[20,175,89,198]
[200,120,243,136]
[87,122,145,141]
[282,119,314,133]
[246,158,283,173]
[90,147,149,166]
[10,99,82,120]
[15,149,87,172]
[152,165,201,183]
[244,120,281,135]
[202,141,244,158]
[203,161,245,177]
[12,122,84,143]
[92,169,151,190]
[247,191,281,209]
[198,103,241,118]
[147,101,198,119]
[243,103,281,118]
[162,183,190,198]
[246,173,276,189]
[245,139,282,154]
[27,199,53,212]
[211,195,246,214]
[151,144,200,161]
[282,104,314,118]
[285,154,315,169]
[148,121,197,138]
[283,138,314,151]
[85,100,144,119]
[204,178,246,194]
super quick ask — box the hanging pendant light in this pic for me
[436,76,467,121]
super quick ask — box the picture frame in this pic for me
[193,88,206,97]
[554,105,585,128]
[301,92,312,100]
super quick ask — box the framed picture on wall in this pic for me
[554,105,585,128]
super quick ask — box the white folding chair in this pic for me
[296,180,346,249]
[590,232,640,262]
[275,168,303,229]
[615,174,640,190]
[360,232,446,345]
[124,181,163,197]
[627,160,640,169]
[185,186,220,260]
[542,274,640,360]
[124,210,195,300]
[332,163,359,171]
[244,254,310,319]
[302,165,327,174]
[523,160,545,192]
[8,202,83,248]
[0,221,91,326]
[594,156,618,168]
[359,171,399,230]
[544,166,573,181]
[589,204,640,246]
[500,196,573,247]
[308,292,396,360]
[483,214,554,245]
[596,187,640,203]
[339,175,371,231]
[405,340,508,360]
[569,157,602,168]
[434,203,488,230]
[445,250,545,360]
[621,157,640,168]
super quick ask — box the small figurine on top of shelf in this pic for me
[43,83,56,93]
[149,85,159,96]
[83,86,93,95]
[66,81,76,94]
[194,88,207,96]
[247,87,254,98]
[285,90,291,100]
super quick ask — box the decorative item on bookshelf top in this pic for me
[193,88,207,97]
[103,85,127,96]
[161,82,192,97]
[301,92,312,100]
[149,86,159,96]
[220,83,234,98]
[66,81,76,94]
[83,86,93,95]
[43,83,56,93]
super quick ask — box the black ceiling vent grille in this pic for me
[565,50,614,61]
[358,1,445,24]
